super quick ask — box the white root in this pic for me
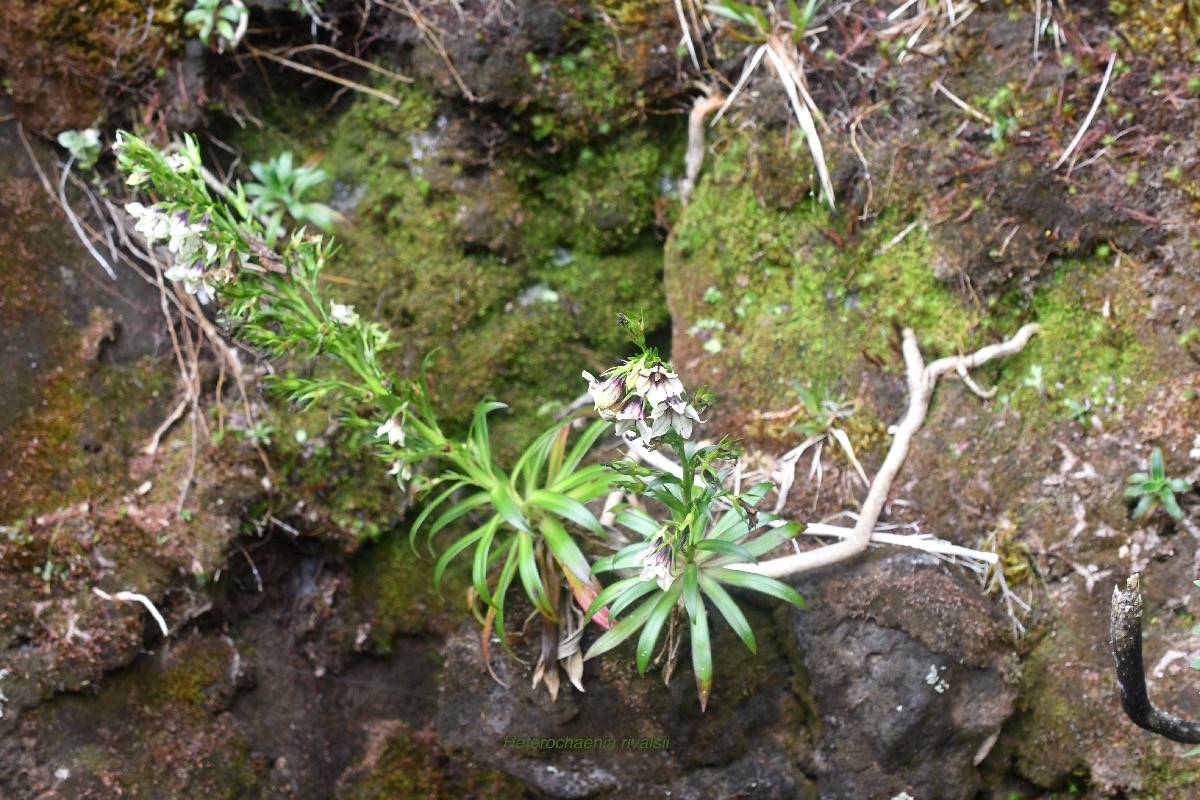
[92,588,170,637]
[734,323,1040,579]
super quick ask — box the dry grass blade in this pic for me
[828,427,869,487]
[280,44,413,84]
[672,0,701,70]
[246,44,404,106]
[15,124,116,279]
[763,38,834,208]
[1053,53,1116,172]
[711,44,767,126]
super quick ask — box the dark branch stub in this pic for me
[1110,574,1200,744]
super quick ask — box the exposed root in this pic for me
[734,323,1040,579]
[92,587,170,637]
[679,91,726,207]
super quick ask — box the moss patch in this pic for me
[666,131,1162,432]
[337,722,524,799]
[231,81,676,457]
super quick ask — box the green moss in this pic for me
[154,638,232,717]
[338,724,524,799]
[667,131,1159,431]
[1110,0,1200,64]
[262,400,404,542]
[352,525,472,648]
[528,131,665,253]
[1,356,175,521]
[520,19,665,145]
[993,259,1154,423]
[232,82,674,459]
[668,133,984,412]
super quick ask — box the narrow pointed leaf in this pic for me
[490,544,521,653]
[592,541,652,574]
[584,594,659,660]
[610,578,662,618]
[529,489,603,535]
[516,532,554,618]
[736,522,802,558]
[428,491,491,538]
[699,574,756,654]
[539,515,593,584]
[550,463,615,496]
[408,480,468,547]
[636,582,684,674]
[691,595,713,711]
[490,484,533,534]
[615,508,662,538]
[433,524,489,592]
[556,419,611,480]
[710,567,807,608]
[514,423,560,495]
[739,481,775,508]
[470,515,506,605]
[695,539,757,564]
[469,400,507,467]
[1161,491,1184,521]
[585,574,654,621]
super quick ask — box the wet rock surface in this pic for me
[436,611,817,799]
[4,0,1200,797]
[790,553,1021,799]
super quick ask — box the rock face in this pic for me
[790,553,1021,799]
[434,551,1022,799]
[436,608,817,799]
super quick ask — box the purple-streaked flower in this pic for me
[635,364,684,408]
[583,370,626,419]
[649,400,703,440]
[613,396,648,440]
[376,416,405,446]
[163,261,216,304]
[640,533,675,590]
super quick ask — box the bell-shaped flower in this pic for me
[635,364,684,409]
[388,460,412,488]
[583,370,626,419]
[163,260,216,304]
[376,416,405,446]
[128,202,171,242]
[640,533,676,591]
[613,396,648,440]
[649,398,703,440]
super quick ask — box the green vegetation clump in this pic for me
[338,724,524,800]
[1110,0,1200,64]
[234,83,674,453]
[667,131,1158,429]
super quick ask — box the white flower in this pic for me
[165,151,198,175]
[163,261,216,304]
[582,370,626,419]
[166,213,208,262]
[376,417,405,446]
[634,364,684,408]
[330,302,359,326]
[614,396,648,441]
[649,399,703,440]
[127,202,170,242]
[388,461,412,486]
[640,535,675,591]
